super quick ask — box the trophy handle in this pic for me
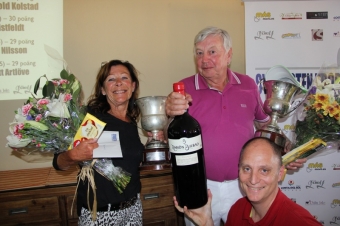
[284,89,308,117]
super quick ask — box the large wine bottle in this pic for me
[167,82,208,209]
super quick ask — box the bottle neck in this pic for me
[173,109,189,120]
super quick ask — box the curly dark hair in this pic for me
[87,59,140,123]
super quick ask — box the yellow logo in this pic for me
[256,11,271,18]
[308,162,323,169]
[283,124,295,131]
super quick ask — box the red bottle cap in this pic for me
[173,82,185,95]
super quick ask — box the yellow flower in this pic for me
[312,101,324,111]
[323,104,334,116]
[334,112,340,121]
[332,102,340,110]
[315,93,329,103]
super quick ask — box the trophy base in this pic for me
[145,141,168,149]
[139,147,172,171]
[139,160,172,171]
[255,129,286,154]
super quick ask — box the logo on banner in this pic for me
[290,198,297,203]
[312,29,323,41]
[334,31,340,37]
[281,12,302,20]
[306,11,328,19]
[334,16,340,21]
[331,199,340,208]
[330,216,340,224]
[283,124,295,133]
[254,31,275,40]
[305,200,326,206]
[281,33,301,39]
[306,180,326,189]
[306,162,326,172]
[254,11,274,22]
[332,164,340,170]
[332,182,340,188]
[280,179,301,191]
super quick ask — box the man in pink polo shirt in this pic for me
[165,26,306,226]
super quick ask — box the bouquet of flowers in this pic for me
[295,92,340,146]
[5,47,131,216]
[294,62,340,154]
[6,69,85,153]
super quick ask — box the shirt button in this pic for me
[223,106,226,109]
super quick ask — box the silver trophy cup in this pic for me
[136,96,170,170]
[255,80,302,150]
[136,96,168,149]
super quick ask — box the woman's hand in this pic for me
[69,138,98,161]
[57,138,98,170]
[173,189,214,226]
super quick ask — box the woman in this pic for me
[53,60,145,225]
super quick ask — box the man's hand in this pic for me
[282,137,307,170]
[286,158,307,170]
[173,189,214,226]
[165,92,192,117]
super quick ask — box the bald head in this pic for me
[239,137,283,168]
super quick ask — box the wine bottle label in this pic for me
[168,135,202,153]
[175,152,199,166]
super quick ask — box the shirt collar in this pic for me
[194,68,241,91]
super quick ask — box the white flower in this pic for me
[46,94,70,118]
[15,108,27,123]
[6,135,31,148]
[6,122,32,148]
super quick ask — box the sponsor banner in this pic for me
[245,1,340,225]
[280,151,340,225]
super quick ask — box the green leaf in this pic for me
[72,88,80,102]
[42,81,55,97]
[60,69,69,79]
[68,73,75,83]
[25,121,48,131]
[34,78,41,95]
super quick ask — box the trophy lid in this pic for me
[265,65,308,93]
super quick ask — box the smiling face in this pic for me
[194,34,232,80]
[101,65,136,108]
[239,139,284,207]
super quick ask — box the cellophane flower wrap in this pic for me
[82,159,131,194]
[294,62,340,156]
[5,46,131,206]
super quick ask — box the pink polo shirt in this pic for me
[181,69,269,181]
